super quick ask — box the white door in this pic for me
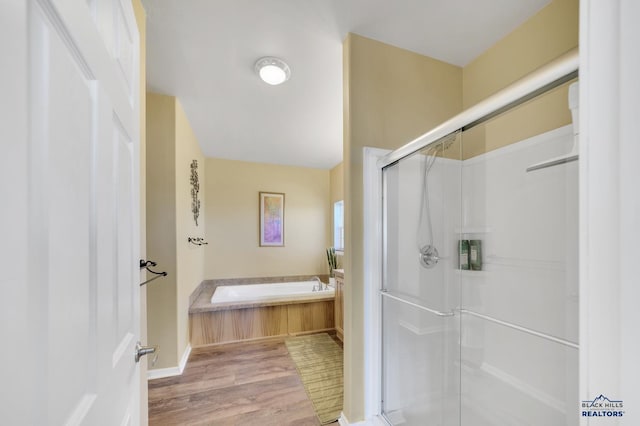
[1,0,141,425]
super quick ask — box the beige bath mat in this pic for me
[285,333,343,424]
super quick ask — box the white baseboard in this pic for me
[147,344,192,380]
[339,412,387,426]
[338,413,349,426]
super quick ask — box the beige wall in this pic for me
[342,33,463,421]
[146,93,205,370]
[329,162,343,254]
[146,93,178,369]
[463,0,579,108]
[461,0,579,158]
[132,0,148,423]
[174,99,205,362]
[330,162,343,206]
[205,158,330,279]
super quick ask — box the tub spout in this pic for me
[311,276,325,291]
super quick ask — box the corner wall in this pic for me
[330,162,343,207]
[463,0,579,108]
[461,0,579,159]
[204,158,330,279]
[330,162,343,254]
[175,100,205,364]
[146,93,178,369]
[343,33,463,421]
[146,93,205,371]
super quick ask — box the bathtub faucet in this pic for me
[311,276,325,291]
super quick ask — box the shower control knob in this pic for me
[419,245,440,269]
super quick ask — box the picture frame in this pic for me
[259,192,285,247]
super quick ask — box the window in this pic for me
[333,200,344,252]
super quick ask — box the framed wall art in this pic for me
[259,192,285,247]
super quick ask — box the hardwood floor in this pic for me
[148,336,342,425]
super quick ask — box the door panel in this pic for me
[114,0,136,97]
[382,296,459,426]
[30,4,98,423]
[115,120,135,351]
[25,0,140,424]
[0,1,31,424]
[381,136,463,426]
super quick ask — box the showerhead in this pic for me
[440,134,457,151]
[422,133,457,156]
[416,135,457,269]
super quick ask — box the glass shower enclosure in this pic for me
[379,61,579,425]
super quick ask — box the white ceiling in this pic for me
[143,0,549,169]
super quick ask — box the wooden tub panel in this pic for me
[287,300,335,334]
[190,301,335,347]
[190,306,289,346]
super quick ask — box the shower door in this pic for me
[380,80,579,426]
[456,82,579,425]
[381,134,462,426]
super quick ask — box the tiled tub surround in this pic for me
[189,276,334,346]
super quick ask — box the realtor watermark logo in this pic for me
[581,394,624,418]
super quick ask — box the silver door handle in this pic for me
[135,341,158,363]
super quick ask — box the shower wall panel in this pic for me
[460,124,578,425]
[461,321,578,425]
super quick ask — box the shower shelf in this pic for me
[455,227,492,234]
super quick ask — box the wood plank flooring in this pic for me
[148,336,342,425]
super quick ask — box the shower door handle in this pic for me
[381,290,455,317]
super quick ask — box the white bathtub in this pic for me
[211,281,334,304]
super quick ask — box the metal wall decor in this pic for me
[188,237,208,246]
[139,259,168,286]
[190,159,201,225]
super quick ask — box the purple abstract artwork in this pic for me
[260,192,284,246]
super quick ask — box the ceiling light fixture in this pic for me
[254,57,291,85]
